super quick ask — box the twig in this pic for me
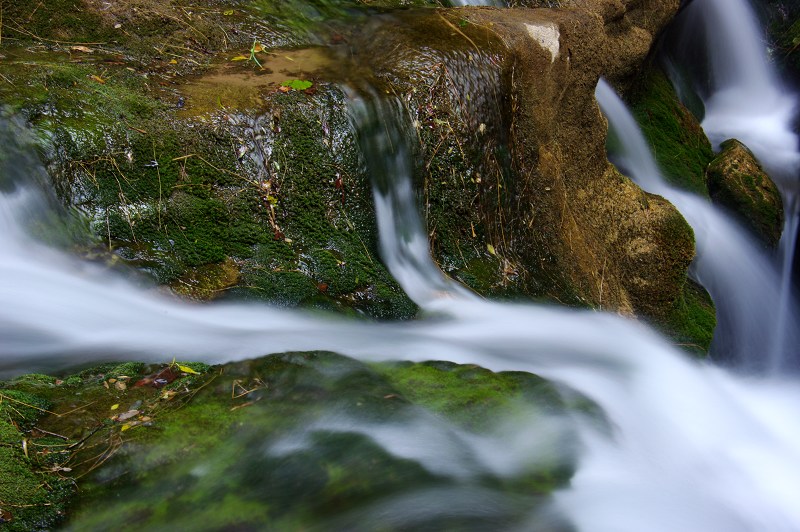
[32,427,69,441]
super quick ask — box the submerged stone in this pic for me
[706,139,785,248]
[0,354,580,529]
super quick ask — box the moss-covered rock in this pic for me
[706,139,784,247]
[627,65,715,196]
[0,44,415,318]
[0,354,579,529]
[655,279,717,356]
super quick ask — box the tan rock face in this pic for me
[347,0,690,318]
[706,139,785,247]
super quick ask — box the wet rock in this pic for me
[706,139,784,247]
[1,0,695,327]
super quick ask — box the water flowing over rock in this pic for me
[0,0,692,326]
[3,1,800,530]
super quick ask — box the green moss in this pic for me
[0,420,20,445]
[8,374,57,388]
[627,65,715,196]
[106,362,147,379]
[1,1,114,45]
[658,280,717,357]
[0,390,51,428]
[706,139,784,247]
[0,353,571,529]
[0,437,73,531]
[373,360,564,430]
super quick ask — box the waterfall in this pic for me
[596,80,799,373]
[666,0,800,369]
[5,83,800,528]
[348,93,477,307]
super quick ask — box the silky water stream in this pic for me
[664,0,800,372]
[2,4,800,532]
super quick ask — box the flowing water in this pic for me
[596,80,799,372]
[3,2,800,530]
[665,0,800,371]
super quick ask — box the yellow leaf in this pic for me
[231,55,248,61]
[121,424,131,432]
[223,9,234,15]
[169,59,178,65]
[177,364,200,375]
[90,74,106,84]
[110,404,120,410]
[487,244,496,256]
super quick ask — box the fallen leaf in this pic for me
[117,409,140,422]
[71,45,94,53]
[282,79,313,91]
[177,364,200,375]
[231,55,248,61]
[487,243,496,256]
[223,9,234,15]
[169,59,178,65]
[110,404,120,410]
[90,74,106,84]
[115,381,127,391]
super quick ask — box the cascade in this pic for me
[1,2,800,529]
[666,0,800,369]
[596,80,799,372]
[4,85,800,528]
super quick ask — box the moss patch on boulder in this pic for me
[655,279,716,356]
[627,65,715,196]
[0,354,578,529]
[706,139,784,247]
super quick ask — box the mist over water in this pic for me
[3,1,800,529]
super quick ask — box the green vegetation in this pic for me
[627,66,715,196]
[657,280,717,357]
[706,139,784,247]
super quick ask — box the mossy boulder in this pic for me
[0,354,579,529]
[1,0,696,331]
[0,45,415,319]
[706,139,784,247]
